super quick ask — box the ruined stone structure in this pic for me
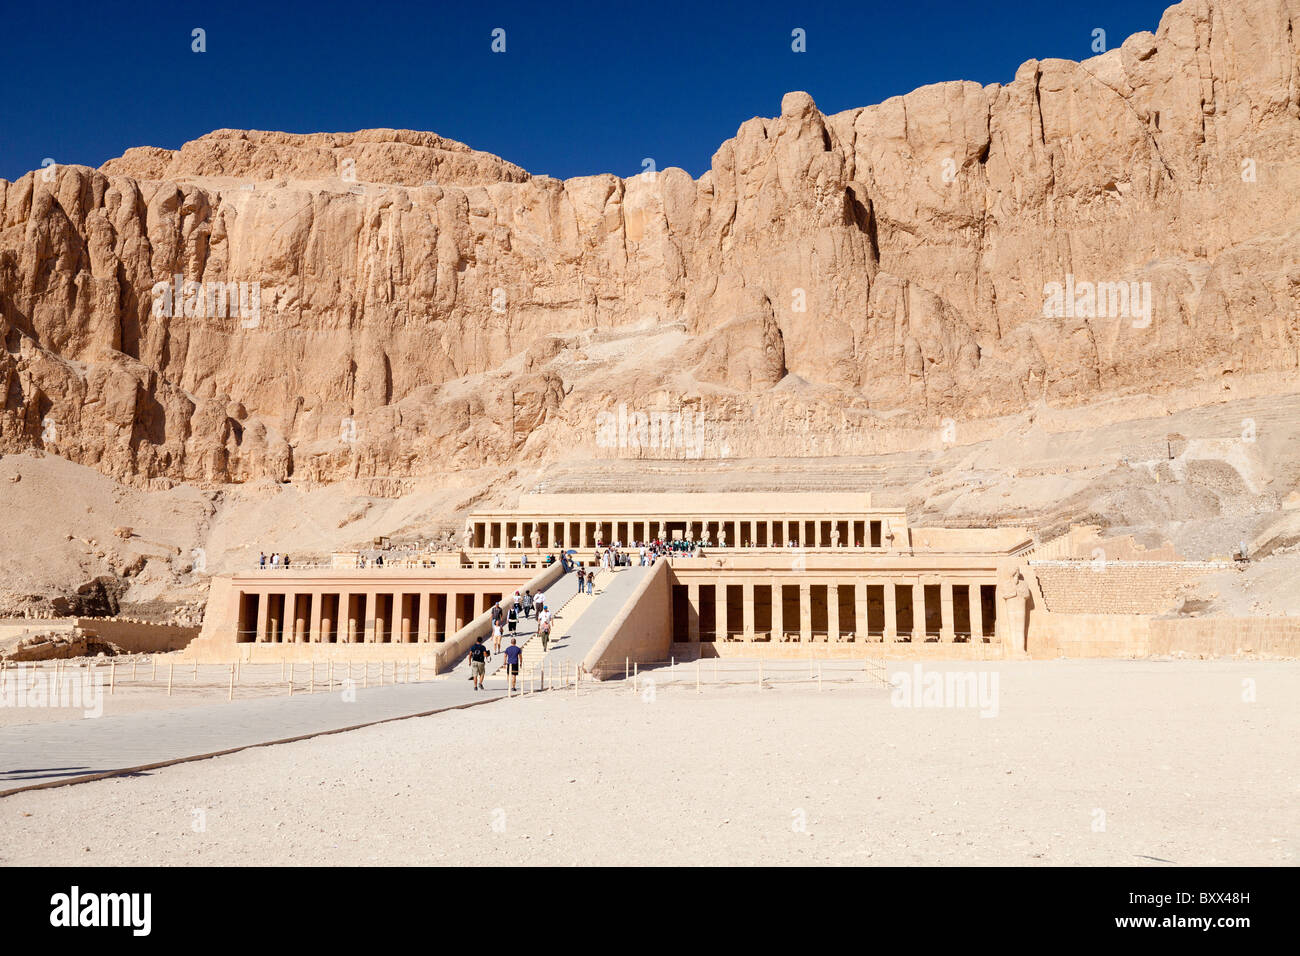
[192,493,1035,663]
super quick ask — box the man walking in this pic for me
[503,638,523,692]
[469,636,491,691]
[538,605,553,652]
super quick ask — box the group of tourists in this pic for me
[258,552,293,569]
[471,589,556,691]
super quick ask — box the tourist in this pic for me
[491,615,504,654]
[538,605,553,651]
[283,554,291,569]
[503,638,522,691]
[577,568,585,596]
[586,570,595,594]
[522,590,534,618]
[259,552,267,569]
[507,601,518,636]
[468,636,490,691]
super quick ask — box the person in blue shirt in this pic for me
[503,638,523,691]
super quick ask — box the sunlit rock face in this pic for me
[2,0,1298,486]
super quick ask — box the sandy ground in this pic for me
[0,660,1294,866]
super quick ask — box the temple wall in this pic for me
[583,561,672,677]
[74,619,200,654]
[1149,617,1300,658]
[1032,562,1228,615]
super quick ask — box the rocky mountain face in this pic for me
[1,0,1298,491]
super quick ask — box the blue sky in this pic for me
[0,0,1174,183]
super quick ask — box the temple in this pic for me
[191,492,1039,669]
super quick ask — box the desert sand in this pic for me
[1,660,1294,866]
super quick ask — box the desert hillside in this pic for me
[1,0,1298,619]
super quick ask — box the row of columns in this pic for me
[241,589,492,644]
[679,580,993,642]
[475,517,891,550]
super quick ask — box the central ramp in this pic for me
[542,566,650,670]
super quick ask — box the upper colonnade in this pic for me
[465,492,908,552]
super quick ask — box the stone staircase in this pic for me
[450,569,613,685]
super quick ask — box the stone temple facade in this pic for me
[190,492,1039,666]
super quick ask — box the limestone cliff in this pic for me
[1,0,1298,488]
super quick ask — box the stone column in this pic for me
[913,582,926,642]
[827,583,840,642]
[855,581,867,641]
[884,583,897,642]
[742,582,755,639]
[714,584,728,641]
[309,591,323,643]
[771,580,784,641]
[255,591,270,643]
[400,594,413,643]
[687,582,700,642]
[453,592,466,633]
[268,594,283,643]
[320,593,335,644]
[799,583,812,642]
[940,582,955,642]
[363,590,378,643]
[417,592,430,643]
[969,584,984,643]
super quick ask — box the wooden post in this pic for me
[167,662,173,696]
[229,664,234,701]
[310,664,315,694]
[132,660,138,681]
[696,659,700,693]
[193,659,198,681]
[151,657,157,681]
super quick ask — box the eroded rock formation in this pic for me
[1,0,1297,488]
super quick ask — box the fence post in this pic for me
[229,664,234,701]
[167,662,173,697]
